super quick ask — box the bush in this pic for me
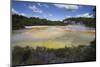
[12,40,96,66]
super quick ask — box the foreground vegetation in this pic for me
[12,39,96,66]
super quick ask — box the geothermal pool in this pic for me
[11,25,95,49]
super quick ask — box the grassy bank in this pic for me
[12,40,96,66]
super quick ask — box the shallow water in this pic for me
[11,25,95,49]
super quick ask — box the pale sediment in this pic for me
[12,26,95,49]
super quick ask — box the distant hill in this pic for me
[12,14,96,30]
[12,14,64,30]
[63,17,96,28]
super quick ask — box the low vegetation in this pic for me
[12,39,96,66]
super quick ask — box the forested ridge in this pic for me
[12,14,96,30]
[12,14,63,30]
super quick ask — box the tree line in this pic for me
[12,14,96,30]
[12,14,64,30]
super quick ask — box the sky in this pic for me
[12,1,95,21]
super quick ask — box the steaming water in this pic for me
[65,24,95,31]
[11,25,95,48]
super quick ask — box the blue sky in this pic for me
[12,1,95,21]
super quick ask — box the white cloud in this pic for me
[54,4,79,10]
[37,3,41,6]
[48,14,53,16]
[37,3,49,8]
[20,13,27,17]
[44,4,49,8]
[43,15,47,18]
[12,8,28,17]
[12,8,19,14]
[76,13,93,18]
[65,16,72,18]
[29,5,42,13]
[33,15,39,18]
